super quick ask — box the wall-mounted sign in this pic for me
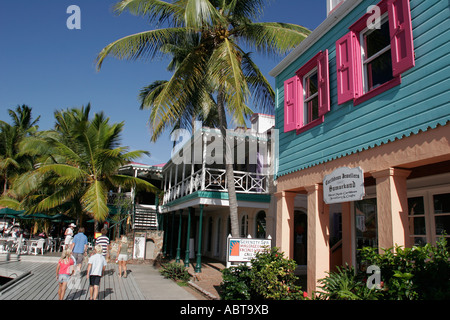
[323,166,365,204]
[226,236,271,267]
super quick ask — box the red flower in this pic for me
[303,291,308,298]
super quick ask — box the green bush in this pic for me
[359,236,450,300]
[159,262,191,283]
[220,247,306,300]
[318,236,450,300]
[317,265,382,300]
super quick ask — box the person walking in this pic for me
[56,249,75,300]
[86,244,107,300]
[70,227,88,273]
[117,236,128,278]
[95,228,110,261]
[64,223,76,249]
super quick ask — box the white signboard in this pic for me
[323,167,365,204]
[227,236,271,264]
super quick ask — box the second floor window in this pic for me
[304,68,319,124]
[361,14,394,93]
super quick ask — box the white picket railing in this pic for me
[163,168,268,204]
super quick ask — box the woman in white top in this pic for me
[64,223,75,249]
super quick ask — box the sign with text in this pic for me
[227,237,271,264]
[323,166,365,204]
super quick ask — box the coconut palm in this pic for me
[0,105,40,195]
[96,0,310,236]
[13,105,159,223]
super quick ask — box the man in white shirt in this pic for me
[86,245,107,300]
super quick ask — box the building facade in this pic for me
[270,0,450,294]
[160,114,276,268]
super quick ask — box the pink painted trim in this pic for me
[296,116,324,135]
[353,76,401,106]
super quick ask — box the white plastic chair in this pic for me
[29,239,45,255]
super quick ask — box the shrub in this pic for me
[316,265,382,300]
[159,262,191,283]
[318,236,450,300]
[220,247,306,300]
[359,236,450,300]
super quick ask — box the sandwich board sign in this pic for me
[323,166,365,204]
[226,235,271,267]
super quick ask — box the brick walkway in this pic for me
[185,259,225,300]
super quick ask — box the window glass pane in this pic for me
[307,97,319,123]
[366,50,394,90]
[434,193,450,214]
[435,215,450,236]
[355,198,378,249]
[411,216,426,235]
[364,20,390,58]
[308,72,318,96]
[411,236,427,247]
[408,197,425,215]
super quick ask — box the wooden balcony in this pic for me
[163,168,269,205]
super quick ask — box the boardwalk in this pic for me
[0,256,145,300]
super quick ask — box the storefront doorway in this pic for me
[354,198,378,266]
[293,210,307,266]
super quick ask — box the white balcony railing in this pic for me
[163,168,269,205]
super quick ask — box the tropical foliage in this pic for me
[317,236,450,300]
[0,104,159,223]
[220,247,305,300]
[0,105,40,196]
[96,0,310,236]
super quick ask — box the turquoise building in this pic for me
[269,0,450,294]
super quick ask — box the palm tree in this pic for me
[0,105,40,195]
[13,105,159,223]
[96,0,310,237]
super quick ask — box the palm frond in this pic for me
[113,0,184,26]
[236,22,310,55]
[96,28,188,70]
[81,180,109,222]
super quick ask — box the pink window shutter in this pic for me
[336,32,356,104]
[388,0,415,76]
[284,76,302,132]
[317,49,330,116]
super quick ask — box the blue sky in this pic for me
[0,0,326,165]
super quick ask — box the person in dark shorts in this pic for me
[70,227,88,273]
[95,228,110,260]
[86,244,107,300]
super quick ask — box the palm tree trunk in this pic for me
[217,90,239,237]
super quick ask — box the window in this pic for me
[336,0,415,105]
[408,196,427,246]
[361,14,394,92]
[433,193,450,241]
[304,68,319,124]
[407,189,450,247]
[284,50,330,133]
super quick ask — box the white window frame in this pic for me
[359,12,391,94]
[302,67,319,125]
[408,185,450,245]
